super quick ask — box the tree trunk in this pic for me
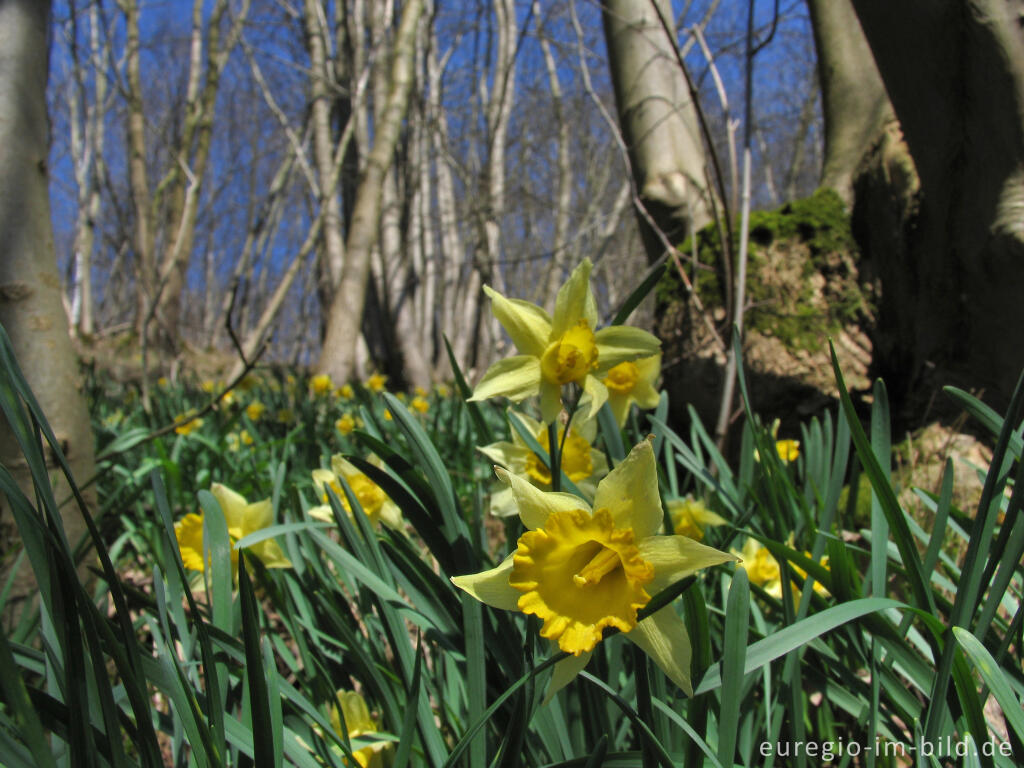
[602,0,713,260]
[848,0,1024,412]
[0,0,97,625]
[317,0,424,383]
[806,0,893,206]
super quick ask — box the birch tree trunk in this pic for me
[602,0,713,260]
[0,0,97,624]
[317,0,424,383]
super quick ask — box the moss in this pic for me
[657,188,868,354]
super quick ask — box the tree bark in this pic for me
[848,0,1024,411]
[602,0,713,259]
[0,0,97,625]
[317,0,424,383]
[806,0,892,206]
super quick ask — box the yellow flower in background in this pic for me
[309,455,403,531]
[174,483,292,577]
[668,496,728,542]
[602,354,662,426]
[157,376,170,388]
[468,259,661,424]
[383,410,393,421]
[330,690,393,767]
[338,384,355,399]
[366,372,388,393]
[201,379,216,393]
[226,430,255,451]
[237,374,260,391]
[311,373,333,396]
[479,411,608,517]
[411,395,430,414]
[776,439,800,463]
[336,414,356,435]
[436,383,450,398]
[414,386,428,398]
[277,408,295,424]
[733,538,783,598]
[246,400,266,421]
[174,410,204,435]
[453,439,734,699]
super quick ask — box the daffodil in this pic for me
[338,383,355,399]
[411,395,429,414]
[310,455,402,531]
[174,410,203,435]
[602,354,662,426]
[336,413,357,435]
[311,373,333,395]
[478,411,608,516]
[226,430,254,451]
[732,538,783,598]
[329,690,393,767]
[776,439,800,463]
[668,496,728,541]
[366,373,388,393]
[246,400,266,421]
[452,439,734,698]
[469,259,661,424]
[174,483,292,577]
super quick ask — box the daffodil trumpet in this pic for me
[452,439,735,700]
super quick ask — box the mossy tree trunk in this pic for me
[848,0,1024,411]
[0,0,97,626]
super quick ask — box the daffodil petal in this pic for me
[608,392,631,427]
[508,409,544,441]
[477,441,529,469]
[211,483,248,531]
[496,467,591,529]
[488,485,519,517]
[628,605,693,696]
[631,378,662,410]
[330,455,360,479]
[594,326,662,372]
[485,285,552,358]
[579,374,608,422]
[639,535,738,591]
[308,504,335,523]
[252,538,292,568]
[379,500,404,531]
[542,649,592,705]
[244,499,275,532]
[552,259,593,338]
[538,380,562,424]
[469,356,543,403]
[593,439,663,539]
[451,555,521,611]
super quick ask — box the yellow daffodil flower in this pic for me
[776,439,800,463]
[174,483,292,577]
[668,496,728,541]
[411,395,430,414]
[366,373,388,393]
[311,373,333,396]
[330,690,393,767]
[732,538,783,598]
[478,411,608,516]
[174,410,203,435]
[336,414,357,435]
[452,439,734,698]
[338,383,355,399]
[414,386,428,397]
[310,455,403,531]
[201,379,216,393]
[226,430,254,451]
[436,383,450,398]
[157,376,170,388]
[246,400,266,421]
[469,259,661,424]
[602,354,662,426]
